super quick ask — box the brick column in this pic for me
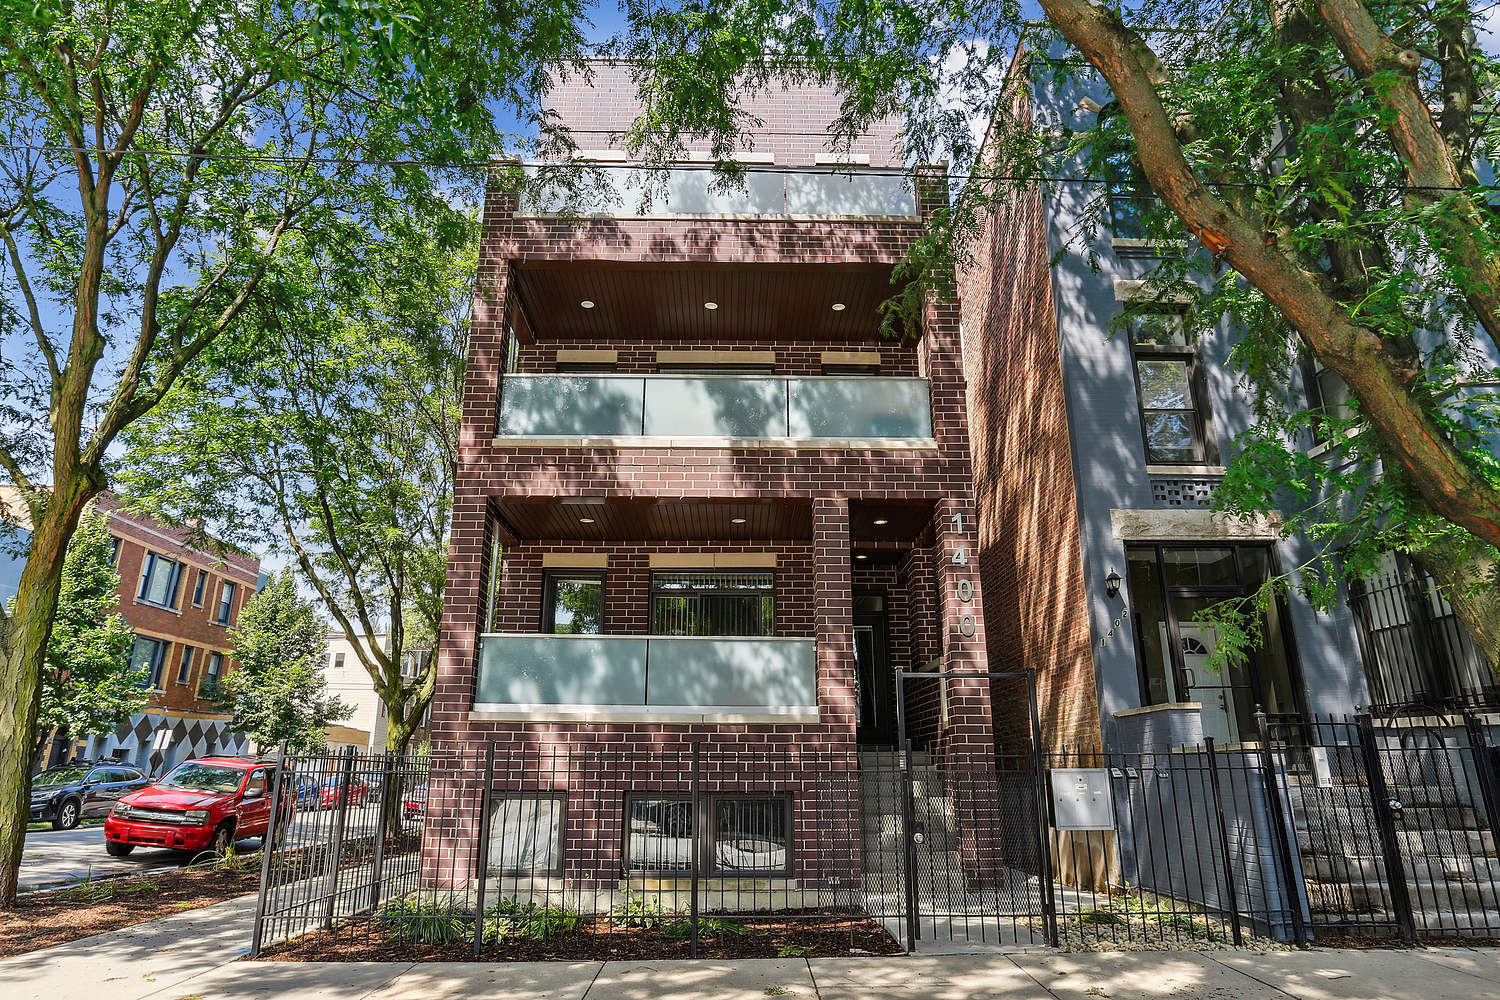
[812,497,856,736]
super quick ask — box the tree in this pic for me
[122,207,471,758]
[30,505,144,766]
[0,0,589,904]
[607,0,1500,673]
[219,569,351,754]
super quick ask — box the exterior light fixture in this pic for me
[704,301,719,310]
[855,553,868,561]
[731,517,747,524]
[831,302,846,311]
[873,518,889,526]
[1105,568,1122,599]
[578,517,595,524]
[580,299,596,309]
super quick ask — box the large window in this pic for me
[129,636,169,689]
[138,553,182,609]
[198,651,225,695]
[650,571,775,636]
[214,581,238,624]
[542,572,604,634]
[1124,545,1302,744]
[624,794,791,876]
[1128,310,1213,464]
[488,795,566,875]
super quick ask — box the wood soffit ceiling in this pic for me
[511,263,904,342]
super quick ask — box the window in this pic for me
[138,553,182,609]
[244,769,269,796]
[191,569,209,607]
[1103,148,1154,239]
[332,651,346,671]
[1300,354,1356,444]
[650,572,775,636]
[129,636,169,689]
[624,794,791,876]
[542,572,604,634]
[487,795,565,875]
[215,581,238,624]
[1128,310,1213,464]
[110,536,121,566]
[175,645,196,685]
[199,651,225,695]
[1124,545,1302,745]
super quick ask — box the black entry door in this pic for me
[854,592,895,745]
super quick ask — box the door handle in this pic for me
[1182,667,1197,689]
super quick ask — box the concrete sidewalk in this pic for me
[4,897,1499,1000]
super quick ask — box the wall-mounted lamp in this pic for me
[1105,568,1122,600]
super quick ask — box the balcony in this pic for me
[472,634,818,722]
[496,374,935,446]
[518,164,916,219]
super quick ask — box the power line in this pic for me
[1,141,1494,195]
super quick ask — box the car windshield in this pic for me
[33,766,89,787]
[157,762,244,794]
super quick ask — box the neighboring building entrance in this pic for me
[854,591,895,745]
[1124,544,1304,743]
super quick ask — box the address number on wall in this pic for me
[950,510,975,639]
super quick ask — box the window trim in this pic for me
[622,792,793,877]
[1126,310,1216,466]
[487,792,568,876]
[540,570,606,635]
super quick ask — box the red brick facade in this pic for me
[427,75,999,890]
[957,85,1102,754]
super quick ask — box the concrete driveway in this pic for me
[19,825,262,892]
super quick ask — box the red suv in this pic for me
[104,756,291,857]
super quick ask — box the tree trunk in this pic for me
[382,710,420,842]
[0,481,97,905]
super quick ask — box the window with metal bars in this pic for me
[649,571,775,636]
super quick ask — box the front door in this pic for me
[854,592,895,745]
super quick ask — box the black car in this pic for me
[30,761,151,830]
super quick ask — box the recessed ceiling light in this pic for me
[873,518,889,525]
[578,517,595,524]
[855,553,868,560]
[831,302,846,312]
[580,299,595,309]
[731,517,747,524]
[704,301,719,310]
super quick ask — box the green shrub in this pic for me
[610,889,668,928]
[483,897,582,941]
[660,916,745,940]
[377,896,471,945]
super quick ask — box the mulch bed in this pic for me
[258,912,903,962]
[0,866,261,959]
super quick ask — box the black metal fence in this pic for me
[249,716,1500,958]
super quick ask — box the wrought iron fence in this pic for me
[249,716,1500,959]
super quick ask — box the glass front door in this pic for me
[854,592,894,745]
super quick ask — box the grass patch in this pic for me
[484,898,582,942]
[27,819,106,832]
[60,877,159,903]
[661,917,746,940]
[377,897,472,946]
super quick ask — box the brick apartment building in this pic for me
[426,63,1001,897]
[28,496,261,770]
[959,52,1497,755]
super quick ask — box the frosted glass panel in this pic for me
[646,638,816,708]
[643,378,788,437]
[789,378,933,438]
[476,635,646,705]
[499,376,642,436]
[784,171,913,216]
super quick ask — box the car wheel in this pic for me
[106,841,135,858]
[210,822,235,855]
[52,798,81,831]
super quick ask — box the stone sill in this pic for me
[1113,702,1202,719]
[470,705,821,725]
[1145,465,1226,477]
[491,435,939,451]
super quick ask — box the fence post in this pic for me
[369,750,394,912]
[249,740,289,958]
[321,745,357,929]
[1027,669,1059,948]
[1254,711,1308,946]
[1203,737,1244,946]
[689,741,701,959]
[1356,712,1417,945]
[895,672,919,951]
[1463,713,1500,834]
[474,743,496,957]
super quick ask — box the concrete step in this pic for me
[1304,852,1500,884]
[1337,877,1500,912]
[1291,801,1486,832]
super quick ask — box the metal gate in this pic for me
[889,669,1057,949]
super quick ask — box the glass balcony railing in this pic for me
[517,164,917,219]
[473,634,818,713]
[497,374,934,441]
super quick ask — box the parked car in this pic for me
[104,756,293,857]
[292,773,323,809]
[30,761,150,830]
[401,783,427,821]
[317,775,369,810]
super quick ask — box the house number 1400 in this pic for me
[950,511,976,637]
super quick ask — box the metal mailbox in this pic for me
[1050,767,1116,831]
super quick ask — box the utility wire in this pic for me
[1,141,1496,195]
